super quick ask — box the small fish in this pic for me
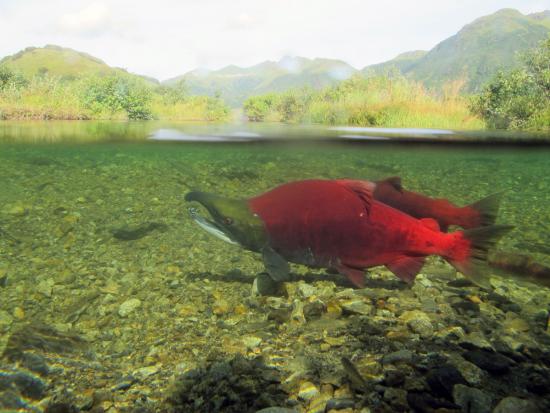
[186,179,512,288]
[373,176,502,231]
[341,357,368,391]
[488,251,550,287]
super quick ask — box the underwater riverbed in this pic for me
[1,122,550,412]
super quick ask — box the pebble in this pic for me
[448,354,485,386]
[241,335,262,349]
[435,326,465,341]
[453,384,492,413]
[6,205,27,216]
[213,299,232,315]
[339,297,372,316]
[13,307,25,320]
[502,315,529,332]
[492,396,538,413]
[290,300,306,324]
[326,398,355,410]
[118,298,142,317]
[298,381,320,401]
[133,365,160,379]
[37,278,55,297]
[460,331,493,350]
[325,300,343,318]
[383,387,408,410]
[399,310,433,338]
[298,282,317,298]
[382,350,414,365]
[304,300,325,320]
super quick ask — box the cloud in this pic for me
[59,2,111,36]
[225,13,260,30]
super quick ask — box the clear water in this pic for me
[1,121,550,412]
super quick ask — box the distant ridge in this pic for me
[363,8,550,91]
[0,44,159,84]
[163,56,357,106]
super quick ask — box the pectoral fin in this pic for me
[335,179,375,214]
[262,246,291,282]
[336,264,365,288]
[382,176,403,192]
[386,256,425,283]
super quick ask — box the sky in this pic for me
[0,0,548,80]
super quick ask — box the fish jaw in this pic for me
[188,207,240,245]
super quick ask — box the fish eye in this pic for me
[224,217,234,225]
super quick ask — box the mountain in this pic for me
[363,9,550,91]
[0,45,159,84]
[164,56,357,106]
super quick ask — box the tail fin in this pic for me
[448,225,514,287]
[464,192,503,228]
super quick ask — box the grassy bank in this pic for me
[244,74,484,129]
[0,68,229,121]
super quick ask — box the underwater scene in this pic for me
[1,122,550,413]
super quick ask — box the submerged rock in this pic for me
[118,298,142,317]
[492,396,538,413]
[452,384,492,413]
[426,365,467,400]
[399,310,434,338]
[2,324,86,360]
[165,355,288,413]
[463,350,515,375]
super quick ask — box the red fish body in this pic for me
[248,179,499,286]
[374,177,500,231]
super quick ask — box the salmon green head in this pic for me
[185,191,267,251]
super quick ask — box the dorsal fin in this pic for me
[335,179,375,214]
[420,218,440,232]
[383,176,403,192]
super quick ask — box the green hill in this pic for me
[164,56,357,107]
[363,50,427,75]
[363,9,550,91]
[0,45,158,84]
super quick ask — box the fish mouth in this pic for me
[188,207,239,245]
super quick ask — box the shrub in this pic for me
[81,75,153,120]
[470,38,550,129]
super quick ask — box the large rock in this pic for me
[493,396,538,413]
[453,384,492,413]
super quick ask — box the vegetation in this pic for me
[243,74,483,129]
[470,38,550,129]
[0,68,229,121]
[0,45,229,121]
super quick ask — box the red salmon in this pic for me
[249,179,511,287]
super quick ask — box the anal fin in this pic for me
[336,265,365,288]
[386,256,425,283]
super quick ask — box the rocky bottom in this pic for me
[1,264,550,413]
